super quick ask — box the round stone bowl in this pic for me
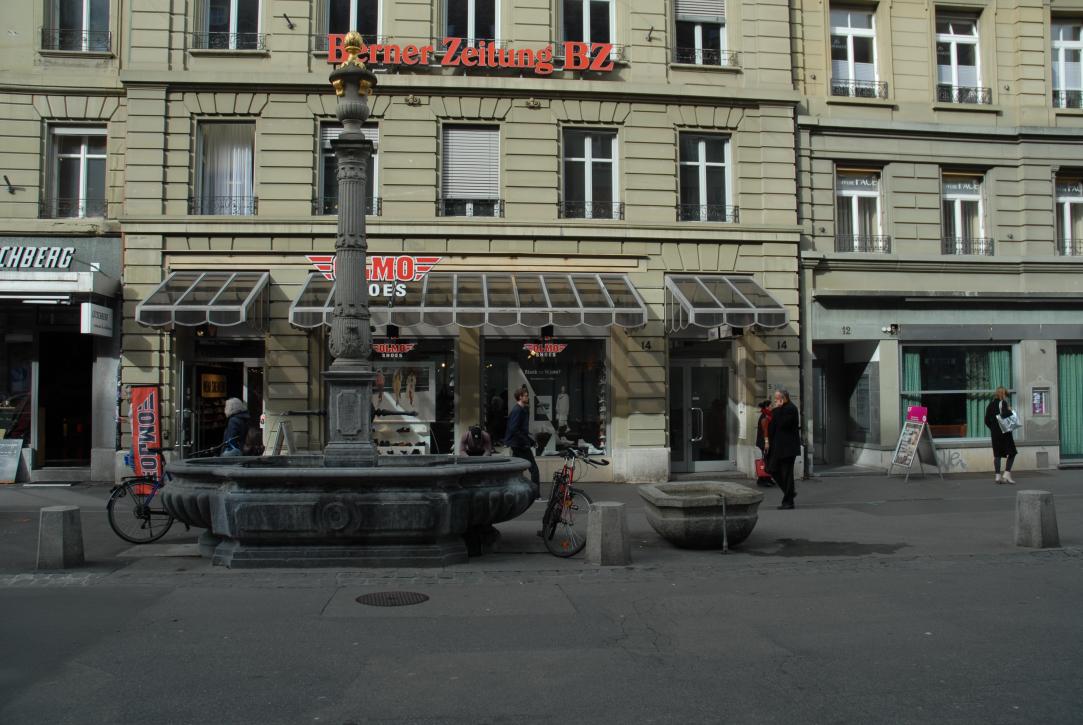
[161,454,532,568]
[638,481,765,549]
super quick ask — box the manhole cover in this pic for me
[356,591,430,607]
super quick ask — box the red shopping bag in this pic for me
[755,457,769,480]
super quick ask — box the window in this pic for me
[678,133,732,222]
[440,125,501,217]
[195,123,255,215]
[445,0,497,44]
[674,0,727,66]
[563,0,614,45]
[195,0,262,50]
[44,127,106,218]
[319,124,379,216]
[43,0,110,51]
[325,0,381,45]
[901,346,1012,439]
[1052,21,1083,109]
[1055,176,1083,255]
[830,7,882,97]
[935,14,987,103]
[835,169,885,252]
[941,173,988,254]
[562,129,620,219]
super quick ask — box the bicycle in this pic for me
[539,446,608,557]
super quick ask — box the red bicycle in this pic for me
[540,447,607,557]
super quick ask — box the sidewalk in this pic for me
[1,468,1079,579]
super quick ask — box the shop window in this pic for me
[317,123,379,216]
[482,339,608,456]
[193,122,255,216]
[1052,21,1083,108]
[0,320,34,447]
[678,133,732,222]
[1055,175,1083,255]
[42,0,110,52]
[941,172,989,255]
[901,345,1012,439]
[561,128,621,219]
[368,338,457,456]
[563,0,614,45]
[830,6,884,98]
[194,0,263,50]
[43,126,106,219]
[935,13,989,103]
[317,0,381,52]
[673,0,729,66]
[440,125,501,217]
[835,169,886,252]
[445,0,497,45]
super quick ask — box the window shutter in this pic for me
[321,124,379,149]
[675,0,725,22]
[442,126,499,199]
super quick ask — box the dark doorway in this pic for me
[38,332,93,465]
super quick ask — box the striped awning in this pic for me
[135,271,270,329]
[665,274,787,332]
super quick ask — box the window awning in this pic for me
[135,271,270,329]
[290,272,648,329]
[665,274,788,331]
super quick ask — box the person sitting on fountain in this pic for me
[222,398,249,457]
[459,425,493,456]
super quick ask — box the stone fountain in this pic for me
[161,33,531,568]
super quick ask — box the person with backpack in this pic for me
[221,397,249,457]
[458,424,493,456]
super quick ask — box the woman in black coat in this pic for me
[765,389,801,509]
[984,385,1017,484]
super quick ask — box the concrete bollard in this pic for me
[36,506,84,569]
[586,501,631,566]
[1014,490,1060,548]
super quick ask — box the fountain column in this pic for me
[324,32,379,468]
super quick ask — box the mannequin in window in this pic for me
[556,385,570,428]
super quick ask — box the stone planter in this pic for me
[638,481,764,549]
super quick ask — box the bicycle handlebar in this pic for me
[559,447,609,466]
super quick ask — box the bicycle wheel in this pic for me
[543,487,593,557]
[107,481,175,544]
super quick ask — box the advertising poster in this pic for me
[130,385,162,480]
[371,361,436,422]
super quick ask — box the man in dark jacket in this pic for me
[505,387,540,494]
[222,397,249,457]
[765,389,801,509]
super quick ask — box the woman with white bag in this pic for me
[984,386,1019,484]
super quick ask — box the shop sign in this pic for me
[327,36,616,74]
[130,385,162,480]
[373,342,417,358]
[523,342,567,358]
[943,177,981,195]
[906,405,928,422]
[1056,180,1083,198]
[0,245,75,270]
[79,302,113,337]
[200,374,227,399]
[837,173,879,191]
[306,254,442,298]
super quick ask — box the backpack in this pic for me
[466,426,486,455]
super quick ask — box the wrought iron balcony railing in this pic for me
[40,28,112,52]
[936,84,992,104]
[831,78,889,99]
[835,235,892,253]
[559,201,624,220]
[673,48,740,67]
[314,196,382,216]
[190,196,258,216]
[191,32,266,51]
[677,204,739,223]
[437,198,504,217]
[39,197,106,219]
[1058,239,1083,256]
[1053,90,1083,109]
[942,237,994,255]
[313,33,382,53]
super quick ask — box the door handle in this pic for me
[690,407,704,443]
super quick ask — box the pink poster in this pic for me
[906,405,928,422]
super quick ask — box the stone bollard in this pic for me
[1014,490,1060,548]
[586,501,631,566]
[36,506,84,569]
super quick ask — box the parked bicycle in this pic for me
[539,446,607,557]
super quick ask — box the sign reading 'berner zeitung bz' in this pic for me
[0,245,75,270]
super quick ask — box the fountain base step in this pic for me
[211,538,468,568]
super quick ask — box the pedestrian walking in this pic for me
[755,400,775,487]
[505,387,540,496]
[766,389,801,509]
[985,385,1018,484]
[222,397,249,457]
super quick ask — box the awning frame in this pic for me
[136,271,270,330]
[665,274,788,332]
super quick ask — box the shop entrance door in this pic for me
[39,332,92,466]
[179,361,264,458]
[1058,347,1083,460]
[669,359,730,473]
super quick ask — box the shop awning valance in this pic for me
[665,274,788,331]
[135,271,270,329]
[290,272,648,329]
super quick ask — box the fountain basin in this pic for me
[162,454,532,568]
[638,481,764,549]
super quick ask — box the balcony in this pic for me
[835,235,892,253]
[437,198,504,217]
[672,48,740,67]
[39,197,106,219]
[1059,239,1083,256]
[190,196,258,216]
[942,237,994,255]
[313,196,382,216]
[190,32,267,51]
[830,79,889,99]
[936,84,992,105]
[559,201,624,220]
[313,33,382,54]
[1053,90,1083,109]
[40,28,111,53]
[677,204,739,223]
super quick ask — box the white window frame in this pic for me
[1055,176,1083,254]
[49,126,107,218]
[936,15,981,90]
[678,133,732,221]
[830,7,877,84]
[444,0,500,44]
[1052,21,1083,107]
[205,0,262,50]
[321,123,380,213]
[325,0,383,40]
[835,169,883,248]
[942,173,984,253]
[563,0,616,45]
[195,121,256,215]
[563,128,619,220]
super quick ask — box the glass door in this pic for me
[669,359,730,472]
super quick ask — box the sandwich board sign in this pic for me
[888,405,944,482]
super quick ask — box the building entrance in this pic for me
[39,331,93,466]
[668,358,731,473]
[179,352,264,458]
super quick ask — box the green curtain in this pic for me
[965,351,990,437]
[1060,348,1083,458]
[902,350,921,411]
